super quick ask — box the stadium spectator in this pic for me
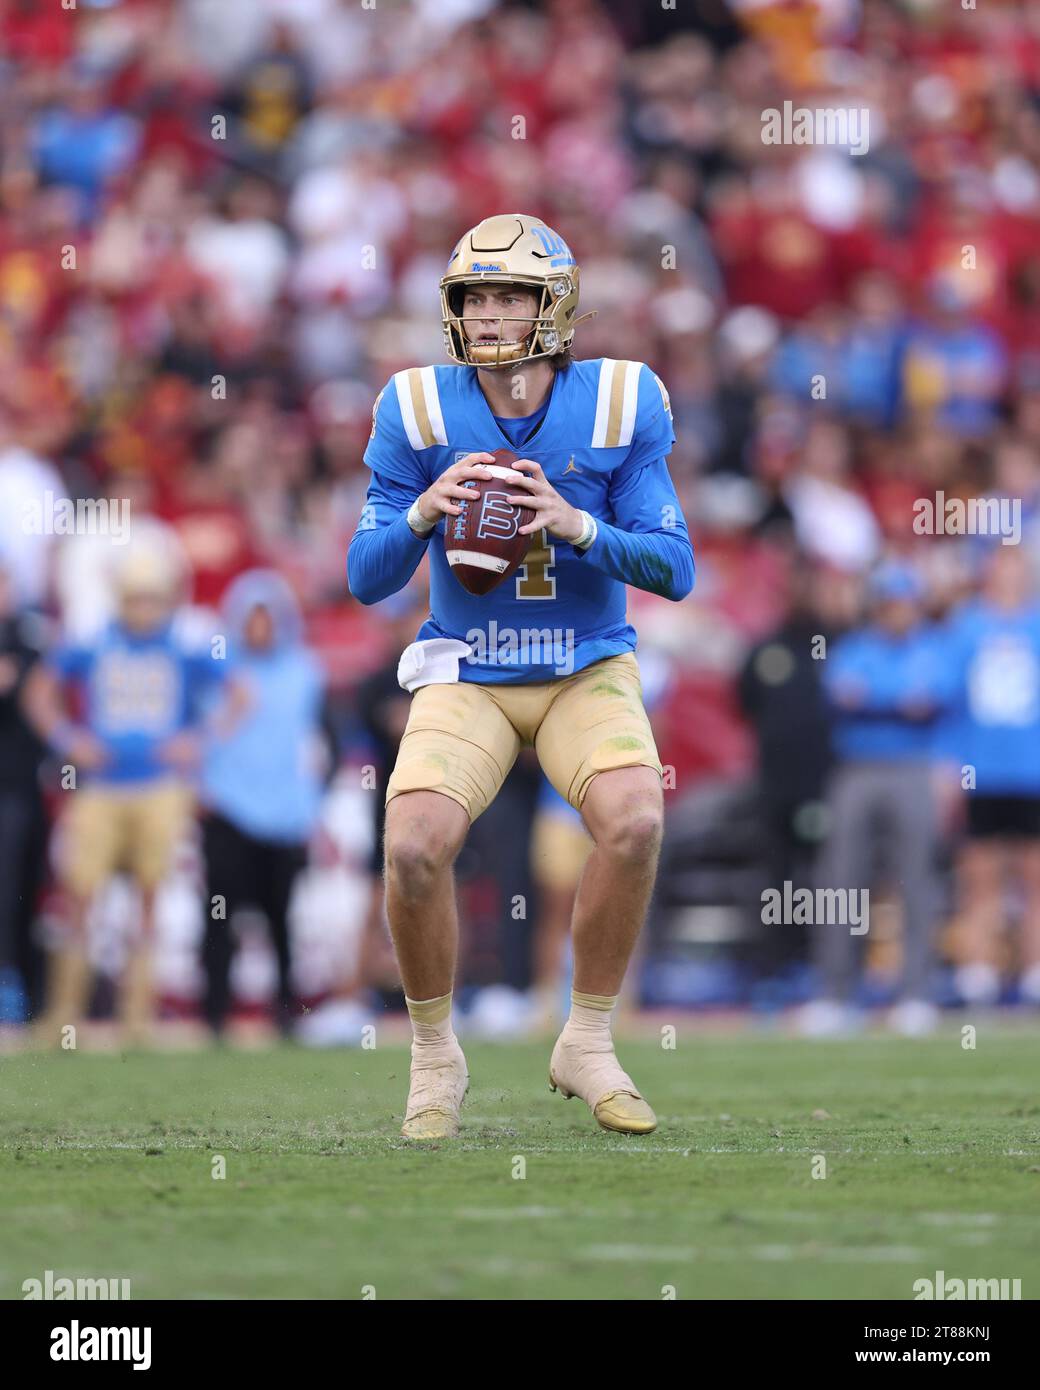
[0,558,49,1022]
[902,282,1009,439]
[737,563,834,980]
[802,563,952,1037]
[294,583,425,1047]
[0,409,65,613]
[199,569,333,1037]
[943,546,1040,1006]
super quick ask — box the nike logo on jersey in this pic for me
[562,457,583,475]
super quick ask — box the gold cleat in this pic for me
[591,1089,658,1135]
[401,1107,464,1142]
[549,1030,658,1135]
[401,1039,469,1142]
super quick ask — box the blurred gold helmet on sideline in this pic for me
[440,213,582,368]
[111,527,186,600]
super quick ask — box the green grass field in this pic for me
[3,1029,1039,1300]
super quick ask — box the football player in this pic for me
[348,214,694,1139]
[24,543,233,1046]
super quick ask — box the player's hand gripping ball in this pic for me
[443,448,536,595]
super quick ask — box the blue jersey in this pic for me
[940,600,1040,795]
[348,358,694,683]
[51,621,224,784]
[824,624,955,762]
[202,644,326,843]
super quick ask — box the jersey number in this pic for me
[516,529,556,599]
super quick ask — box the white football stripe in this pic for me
[591,357,616,448]
[485,465,527,483]
[420,365,447,445]
[446,550,509,573]
[393,370,424,450]
[619,359,639,446]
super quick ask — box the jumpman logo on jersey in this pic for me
[562,457,584,475]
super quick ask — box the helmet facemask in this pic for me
[440,275,572,369]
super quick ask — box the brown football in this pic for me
[444,448,536,596]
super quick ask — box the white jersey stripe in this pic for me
[393,370,424,450]
[591,358,616,448]
[420,365,448,445]
[618,359,640,447]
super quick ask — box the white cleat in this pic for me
[1019,964,1040,1006]
[795,999,860,1038]
[297,998,374,1048]
[954,962,1001,1007]
[887,999,939,1038]
[464,985,535,1041]
[549,1025,657,1135]
[401,1036,469,1141]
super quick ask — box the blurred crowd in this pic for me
[2,0,1040,1041]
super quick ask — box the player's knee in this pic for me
[599,804,664,867]
[386,840,438,899]
[385,802,465,899]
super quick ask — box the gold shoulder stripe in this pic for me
[606,361,628,447]
[407,368,436,449]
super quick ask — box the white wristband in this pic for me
[574,510,598,551]
[406,498,436,536]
